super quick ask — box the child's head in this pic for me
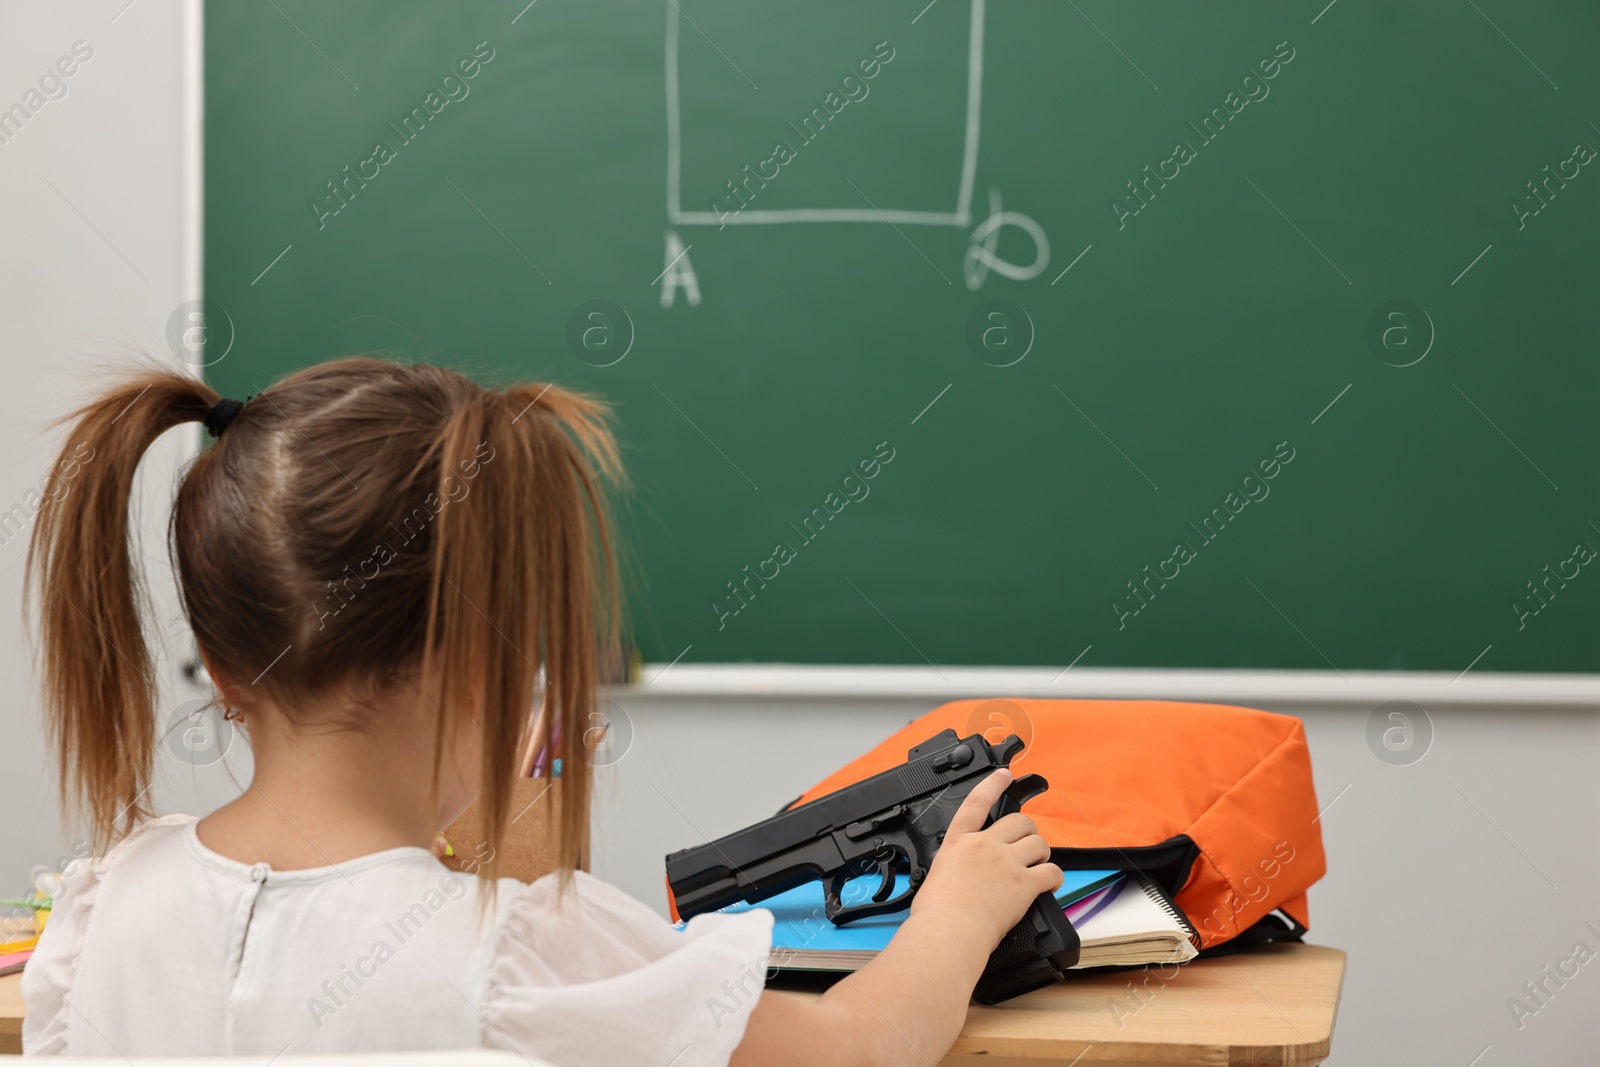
[27,356,620,878]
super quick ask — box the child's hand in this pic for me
[909,769,1063,951]
[735,770,1063,1066]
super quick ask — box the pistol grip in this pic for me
[972,891,1081,1005]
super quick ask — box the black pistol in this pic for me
[665,729,1080,1004]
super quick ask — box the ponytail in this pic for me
[423,382,621,888]
[27,370,218,848]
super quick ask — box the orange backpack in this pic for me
[787,698,1326,951]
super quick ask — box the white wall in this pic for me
[0,0,224,897]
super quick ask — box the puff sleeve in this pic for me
[21,815,195,1054]
[480,870,773,1067]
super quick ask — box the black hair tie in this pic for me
[204,396,248,438]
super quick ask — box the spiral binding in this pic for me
[1133,873,1201,950]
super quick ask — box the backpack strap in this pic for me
[1195,909,1307,958]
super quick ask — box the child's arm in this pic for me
[730,769,1063,1067]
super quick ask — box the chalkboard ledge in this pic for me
[631,664,1600,710]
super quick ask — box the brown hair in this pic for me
[26,356,619,886]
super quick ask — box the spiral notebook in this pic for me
[721,870,1199,972]
[1065,873,1201,967]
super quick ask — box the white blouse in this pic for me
[22,815,773,1064]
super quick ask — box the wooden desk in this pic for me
[0,970,21,1054]
[784,943,1346,1067]
[0,945,1344,1062]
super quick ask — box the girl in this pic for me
[22,358,1062,1065]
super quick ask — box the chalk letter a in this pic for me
[660,229,701,308]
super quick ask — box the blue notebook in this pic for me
[716,868,1122,957]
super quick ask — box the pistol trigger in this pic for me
[871,856,896,903]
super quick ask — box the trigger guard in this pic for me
[826,849,917,926]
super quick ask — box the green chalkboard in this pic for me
[205,0,1600,671]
